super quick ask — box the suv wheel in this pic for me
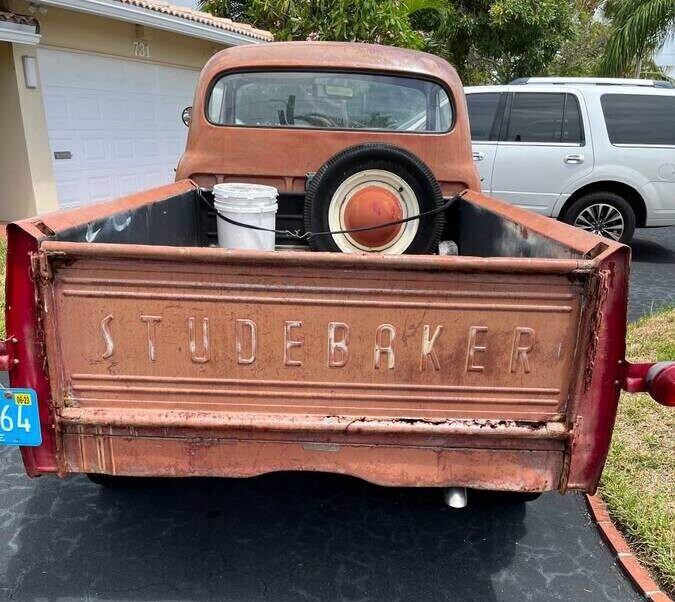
[562,191,635,243]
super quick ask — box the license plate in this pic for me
[0,388,42,446]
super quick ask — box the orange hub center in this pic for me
[342,186,404,248]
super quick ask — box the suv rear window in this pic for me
[207,71,452,132]
[601,94,675,145]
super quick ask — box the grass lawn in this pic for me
[600,307,675,595]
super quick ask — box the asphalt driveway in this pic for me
[627,226,675,322]
[0,226,672,602]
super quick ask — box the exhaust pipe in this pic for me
[443,487,467,509]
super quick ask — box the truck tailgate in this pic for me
[38,243,589,422]
[28,241,603,489]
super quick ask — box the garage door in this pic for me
[38,48,199,209]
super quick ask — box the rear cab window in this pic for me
[601,93,675,145]
[207,71,453,132]
[505,92,584,144]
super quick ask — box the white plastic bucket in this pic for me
[213,183,278,251]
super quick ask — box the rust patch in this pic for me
[584,270,610,390]
[62,431,565,489]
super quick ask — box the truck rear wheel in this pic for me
[304,144,445,254]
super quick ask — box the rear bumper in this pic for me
[644,216,675,227]
[643,181,675,227]
[60,412,566,490]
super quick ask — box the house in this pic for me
[0,0,272,220]
[656,35,675,79]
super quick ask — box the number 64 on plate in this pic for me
[0,388,42,447]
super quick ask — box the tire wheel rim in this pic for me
[327,169,420,253]
[574,203,625,241]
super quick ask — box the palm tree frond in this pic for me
[600,0,675,75]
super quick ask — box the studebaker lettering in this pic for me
[99,314,537,375]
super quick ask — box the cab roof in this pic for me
[201,41,462,88]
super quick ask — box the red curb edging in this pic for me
[586,494,673,601]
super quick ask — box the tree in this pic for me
[199,0,251,20]
[600,0,675,77]
[200,0,442,49]
[199,0,590,85]
[546,0,610,77]
[425,0,576,84]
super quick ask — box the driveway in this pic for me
[628,227,675,322]
[0,227,672,602]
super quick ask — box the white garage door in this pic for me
[38,48,199,209]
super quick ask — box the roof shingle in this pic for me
[115,0,273,41]
[0,10,40,28]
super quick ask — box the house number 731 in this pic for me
[133,40,150,58]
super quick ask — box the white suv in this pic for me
[465,77,675,243]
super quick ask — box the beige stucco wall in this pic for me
[0,41,35,220]
[0,41,57,221]
[11,42,59,219]
[9,0,224,69]
[1,2,229,220]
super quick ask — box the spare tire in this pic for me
[304,144,445,254]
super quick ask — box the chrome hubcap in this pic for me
[574,203,624,241]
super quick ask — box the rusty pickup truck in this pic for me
[3,42,673,504]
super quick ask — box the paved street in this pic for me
[0,226,672,602]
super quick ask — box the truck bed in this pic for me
[43,182,588,259]
[6,180,630,493]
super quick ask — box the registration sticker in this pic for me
[14,393,32,406]
[0,388,42,446]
